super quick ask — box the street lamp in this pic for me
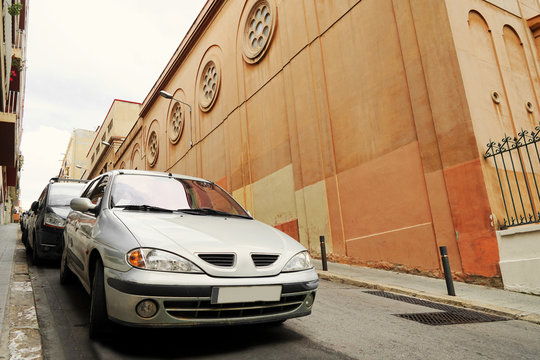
[159,90,193,147]
[101,141,111,146]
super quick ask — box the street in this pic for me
[29,260,540,359]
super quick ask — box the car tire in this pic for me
[31,235,41,266]
[89,259,109,340]
[59,241,74,285]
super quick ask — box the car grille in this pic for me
[198,253,235,267]
[251,254,279,267]
[164,294,306,319]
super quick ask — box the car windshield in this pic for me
[48,183,86,206]
[110,174,249,217]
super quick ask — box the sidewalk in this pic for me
[313,259,540,324]
[0,224,42,360]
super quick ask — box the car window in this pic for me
[38,187,48,208]
[110,174,248,216]
[48,184,86,206]
[89,176,109,206]
[81,177,101,198]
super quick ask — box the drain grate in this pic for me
[365,290,509,326]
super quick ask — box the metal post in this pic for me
[439,246,456,296]
[319,236,328,271]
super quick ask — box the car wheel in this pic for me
[31,235,41,266]
[89,258,110,340]
[59,241,74,285]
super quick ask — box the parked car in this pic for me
[26,177,88,264]
[61,169,318,339]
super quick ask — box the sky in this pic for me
[19,0,207,209]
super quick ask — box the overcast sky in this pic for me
[19,0,207,209]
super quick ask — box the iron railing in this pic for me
[484,125,540,228]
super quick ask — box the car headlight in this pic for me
[44,212,65,229]
[282,251,313,272]
[127,248,204,273]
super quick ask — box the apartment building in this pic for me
[84,99,141,180]
[58,129,97,180]
[0,0,28,223]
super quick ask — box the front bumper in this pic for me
[104,267,318,327]
[36,226,63,260]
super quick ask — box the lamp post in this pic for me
[159,90,193,147]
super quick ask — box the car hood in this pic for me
[112,210,306,277]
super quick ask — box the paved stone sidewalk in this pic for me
[0,224,42,360]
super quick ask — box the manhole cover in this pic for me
[396,310,508,326]
[365,290,509,326]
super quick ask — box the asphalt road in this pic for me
[29,261,540,360]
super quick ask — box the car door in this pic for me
[76,175,110,287]
[31,186,48,249]
[67,176,103,283]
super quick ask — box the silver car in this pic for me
[61,170,318,339]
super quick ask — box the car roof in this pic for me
[106,169,211,183]
[49,182,87,189]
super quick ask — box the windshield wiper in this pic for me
[176,208,252,219]
[114,204,173,213]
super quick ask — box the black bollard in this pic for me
[439,246,456,296]
[319,236,328,271]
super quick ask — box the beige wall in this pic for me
[86,100,140,179]
[109,0,540,283]
[60,129,96,179]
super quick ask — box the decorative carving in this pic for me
[147,131,159,167]
[242,0,276,64]
[199,60,220,112]
[169,101,185,144]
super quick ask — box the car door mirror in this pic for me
[70,198,97,213]
[31,201,38,212]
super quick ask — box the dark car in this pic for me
[26,178,87,264]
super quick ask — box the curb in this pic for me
[3,239,43,359]
[317,271,540,326]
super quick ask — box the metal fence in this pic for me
[484,126,540,228]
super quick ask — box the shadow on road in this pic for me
[30,259,307,359]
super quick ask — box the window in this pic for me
[199,60,220,112]
[102,133,106,142]
[87,176,109,209]
[108,120,113,132]
[91,154,95,163]
[242,0,276,64]
[82,177,101,198]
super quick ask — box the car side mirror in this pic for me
[70,198,97,213]
[31,201,38,212]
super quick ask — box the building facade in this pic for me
[84,99,141,180]
[81,0,540,286]
[0,0,28,223]
[59,129,97,180]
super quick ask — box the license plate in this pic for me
[211,285,282,304]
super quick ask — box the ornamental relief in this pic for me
[242,0,276,64]
[146,121,160,167]
[147,131,159,167]
[199,60,221,112]
[169,101,185,144]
